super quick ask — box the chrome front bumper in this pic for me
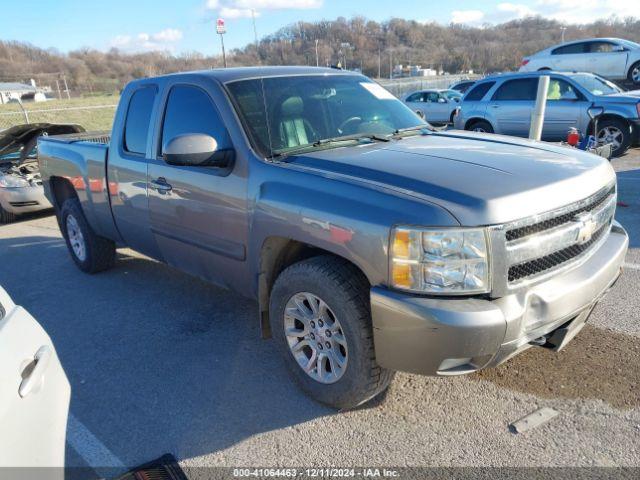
[370,222,628,376]
[0,185,52,214]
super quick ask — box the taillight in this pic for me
[520,59,530,67]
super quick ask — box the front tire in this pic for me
[269,255,394,410]
[466,119,494,133]
[596,118,631,157]
[60,198,116,273]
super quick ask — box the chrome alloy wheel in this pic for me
[284,292,348,384]
[66,214,87,261]
[597,125,624,152]
[632,65,640,84]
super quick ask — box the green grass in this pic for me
[0,95,119,131]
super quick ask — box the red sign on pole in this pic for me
[216,18,226,35]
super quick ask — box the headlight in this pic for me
[0,175,30,188]
[390,227,490,295]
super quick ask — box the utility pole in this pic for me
[561,26,567,43]
[389,51,393,80]
[377,47,381,78]
[251,9,259,60]
[315,39,319,67]
[62,73,71,99]
[216,18,227,68]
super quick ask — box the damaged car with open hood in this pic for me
[0,123,84,223]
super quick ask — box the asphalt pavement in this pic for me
[0,150,638,477]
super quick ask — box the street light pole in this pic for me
[251,9,259,56]
[315,39,319,67]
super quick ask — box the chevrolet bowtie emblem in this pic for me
[574,212,597,244]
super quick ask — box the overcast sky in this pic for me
[4,0,635,56]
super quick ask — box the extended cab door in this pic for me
[107,83,163,259]
[147,82,248,290]
[0,287,70,470]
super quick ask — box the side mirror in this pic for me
[162,133,234,168]
[438,97,448,103]
[587,106,605,120]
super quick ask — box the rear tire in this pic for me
[628,61,640,86]
[269,255,394,410]
[0,205,17,224]
[466,119,494,134]
[60,198,116,273]
[596,118,631,158]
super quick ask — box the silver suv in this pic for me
[453,71,640,157]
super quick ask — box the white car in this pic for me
[0,286,70,470]
[403,89,460,124]
[519,37,640,86]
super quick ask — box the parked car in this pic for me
[38,67,628,410]
[0,123,84,223]
[0,285,70,470]
[455,71,640,156]
[403,89,459,123]
[449,79,476,94]
[519,38,640,86]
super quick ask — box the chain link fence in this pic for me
[0,99,117,131]
[377,74,482,98]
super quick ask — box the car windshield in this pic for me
[226,74,427,158]
[569,73,622,95]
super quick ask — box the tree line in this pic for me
[2,16,640,94]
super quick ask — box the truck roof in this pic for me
[132,66,357,85]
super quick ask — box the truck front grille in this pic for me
[505,185,615,242]
[494,183,617,290]
[507,224,608,282]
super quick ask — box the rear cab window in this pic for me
[464,82,495,101]
[124,86,157,155]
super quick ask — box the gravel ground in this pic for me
[0,150,638,477]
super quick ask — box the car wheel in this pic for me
[60,198,116,273]
[467,120,494,134]
[596,118,631,157]
[628,61,640,86]
[269,255,394,410]
[0,205,17,224]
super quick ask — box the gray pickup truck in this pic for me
[38,67,628,409]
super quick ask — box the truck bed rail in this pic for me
[41,131,111,145]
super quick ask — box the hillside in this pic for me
[2,16,640,94]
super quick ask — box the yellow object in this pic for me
[392,262,412,288]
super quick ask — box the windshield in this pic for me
[226,74,426,157]
[569,73,622,95]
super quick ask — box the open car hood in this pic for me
[0,123,85,163]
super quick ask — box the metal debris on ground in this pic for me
[510,407,559,434]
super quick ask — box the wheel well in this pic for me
[257,237,369,338]
[587,114,629,135]
[464,118,488,130]
[628,60,640,78]
[50,177,78,211]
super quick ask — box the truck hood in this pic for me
[288,130,615,225]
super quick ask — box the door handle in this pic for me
[149,177,172,194]
[491,104,500,109]
[19,345,52,398]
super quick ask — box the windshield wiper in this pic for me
[392,125,435,138]
[269,133,391,159]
